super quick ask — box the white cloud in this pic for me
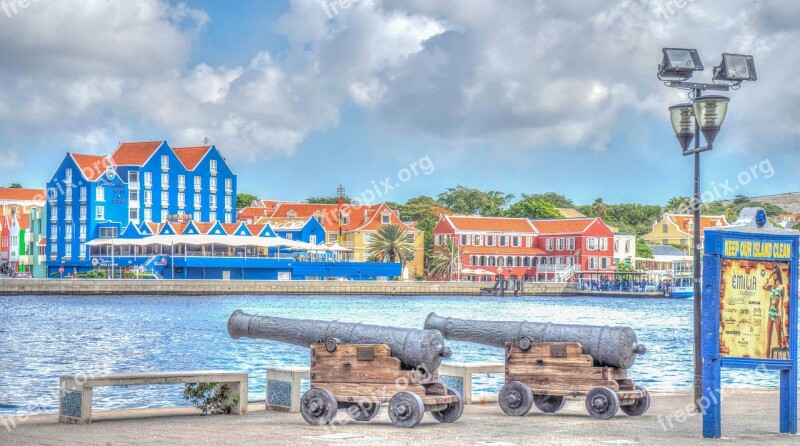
[0,150,22,170]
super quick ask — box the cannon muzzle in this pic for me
[229,310,451,372]
[425,312,645,369]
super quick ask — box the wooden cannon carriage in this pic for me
[302,341,463,428]
[499,340,650,419]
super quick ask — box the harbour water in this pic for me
[0,294,790,416]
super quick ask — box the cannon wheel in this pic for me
[431,388,464,423]
[585,387,619,420]
[533,395,566,413]
[498,381,534,416]
[388,392,425,428]
[620,386,651,416]
[300,388,338,425]
[346,402,381,421]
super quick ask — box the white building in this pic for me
[613,233,636,267]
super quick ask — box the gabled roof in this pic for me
[14,213,30,230]
[138,222,154,235]
[173,146,212,171]
[207,221,227,235]
[351,203,419,233]
[110,141,163,166]
[182,221,201,235]
[0,188,47,201]
[69,154,111,181]
[666,214,729,234]
[38,236,46,246]
[444,215,538,233]
[119,222,142,239]
[529,218,598,234]
[256,217,312,231]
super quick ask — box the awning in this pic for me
[86,235,317,250]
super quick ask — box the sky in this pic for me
[0,0,798,206]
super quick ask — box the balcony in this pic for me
[64,195,72,204]
[178,184,186,192]
[50,214,58,223]
[65,234,72,242]
[79,234,86,242]
[64,215,72,223]
[210,186,217,193]
[144,200,153,207]
[225,204,232,211]
[79,194,87,204]
[129,200,140,209]
[129,181,140,190]
[178,203,185,210]
[210,204,217,211]
[80,214,87,223]
[161,164,169,172]
[144,181,152,189]
[210,168,217,176]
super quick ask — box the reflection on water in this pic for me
[0,294,791,416]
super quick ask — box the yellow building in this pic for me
[642,213,729,254]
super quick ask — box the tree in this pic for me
[236,193,258,209]
[9,183,22,188]
[520,192,574,208]
[591,197,607,220]
[427,236,463,280]
[636,239,654,259]
[368,224,415,264]
[505,198,563,219]
[437,186,513,216]
[393,195,450,267]
[307,196,353,204]
[665,196,691,213]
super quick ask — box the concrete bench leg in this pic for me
[438,364,473,405]
[59,377,92,424]
[224,380,248,415]
[266,368,308,413]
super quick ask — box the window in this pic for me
[161,155,169,170]
[381,213,390,224]
[210,177,217,191]
[178,193,185,207]
[65,226,72,239]
[486,235,494,246]
[99,227,118,238]
[161,191,169,205]
[406,234,415,244]
[342,215,350,225]
[587,238,597,250]
[225,195,232,208]
[79,225,86,239]
[161,209,168,221]
[316,215,323,223]
[556,238,564,250]
[194,194,201,207]
[50,207,58,221]
[210,159,217,175]
[129,190,138,202]
[363,234,372,245]
[600,238,608,250]
[194,176,201,190]
[50,225,57,239]
[546,238,554,251]
[209,212,217,221]
[460,234,468,245]
[567,238,575,250]
[589,257,597,269]
[96,206,105,220]
[144,172,152,188]
[144,191,152,206]
[79,205,86,220]
[497,235,505,247]
[65,207,72,221]
[328,233,338,243]
[310,235,317,245]
[210,195,217,209]
[225,178,232,192]
[144,209,152,222]
[285,233,293,240]
[224,213,232,223]
[65,187,72,202]
[625,240,631,253]
[79,187,87,202]
[601,257,610,269]
[662,224,669,233]
[96,186,104,202]
[193,211,201,221]
[64,243,72,259]
[129,209,139,221]
[614,239,619,252]
[474,235,482,246]
[525,236,532,248]
[178,175,186,189]
[161,173,169,189]
[512,236,520,247]
[128,171,139,185]
[79,243,86,259]
[65,168,72,184]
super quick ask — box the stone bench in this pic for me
[264,362,505,411]
[438,362,505,404]
[265,367,310,413]
[59,371,248,424]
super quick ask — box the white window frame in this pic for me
[556,238,564,250]
[546,238,554,251]
[96,206,105,220]
[161,155,169,170]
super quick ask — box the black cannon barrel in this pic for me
[229,310,452,372]
[424,312,646,369]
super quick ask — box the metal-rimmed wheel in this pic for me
[498,381,533,416]
[388,392,425,428]
[346,402,381,421]
[620,386,651,416]
[300,388,338,425]
[533,394,566,413]
[431,388,464,423]
[585,387,620,420]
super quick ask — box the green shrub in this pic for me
[183,382,239,415]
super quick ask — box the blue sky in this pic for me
[1,0,798,206]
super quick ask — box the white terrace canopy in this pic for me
[86,234,317,250]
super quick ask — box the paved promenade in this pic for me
[1,390,797,445]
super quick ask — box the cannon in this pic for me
[228,310,463,428]
[425,313,651,420]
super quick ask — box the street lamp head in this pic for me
[668,103,696,151]
[692,95,730,145]
[659,48,704,79]
[713,53,757,82]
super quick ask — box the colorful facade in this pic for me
[613,233,637,266]
[642,213,729,254]
[0,188,46,217]
[531,218,616,281]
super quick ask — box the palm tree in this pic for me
[368,225,415,264]
[427,237,463,280]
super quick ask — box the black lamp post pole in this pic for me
[692,88,703,409]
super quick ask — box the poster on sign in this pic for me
[719,259,791,359]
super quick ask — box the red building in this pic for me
[432,215,615,282]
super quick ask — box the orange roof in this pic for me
[173,146,211,171]
[667,214,729,233]
[38,236,46,246]
[0,187,47,201]
[530,218,598,234]
[238,207,272,222]
[193,222,215,234]
[221,223,240,234]
[15,213,30,230]
[351,203,419,233]
[110,141,162,166]
[445,215,537,233]
[70,154,110,181]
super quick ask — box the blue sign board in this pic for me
[702,208,798,437]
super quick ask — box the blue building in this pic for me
[46,141,237,276]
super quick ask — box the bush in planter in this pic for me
[183,382,239,415]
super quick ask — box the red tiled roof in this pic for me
[352,203,419,233]
[667,214,729,233]
[221,223,239,234]
[445,215,537,233]
[193,222,215,234]
[173,146,212,171]
[15,213,30,230]
[0,188,47,201]
[38,236,46,246]
[530,218,597,234]
[70,154,110,181]
[110,141,162,166]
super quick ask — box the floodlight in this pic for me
[668,103,696,151]
[713,53,757,82]
[692,96,729,145]
[659,48,704,79]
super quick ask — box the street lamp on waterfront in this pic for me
[658,47,756,408]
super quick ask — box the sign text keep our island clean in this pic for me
[724,239,793,261]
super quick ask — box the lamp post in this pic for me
[658,48,756,408]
